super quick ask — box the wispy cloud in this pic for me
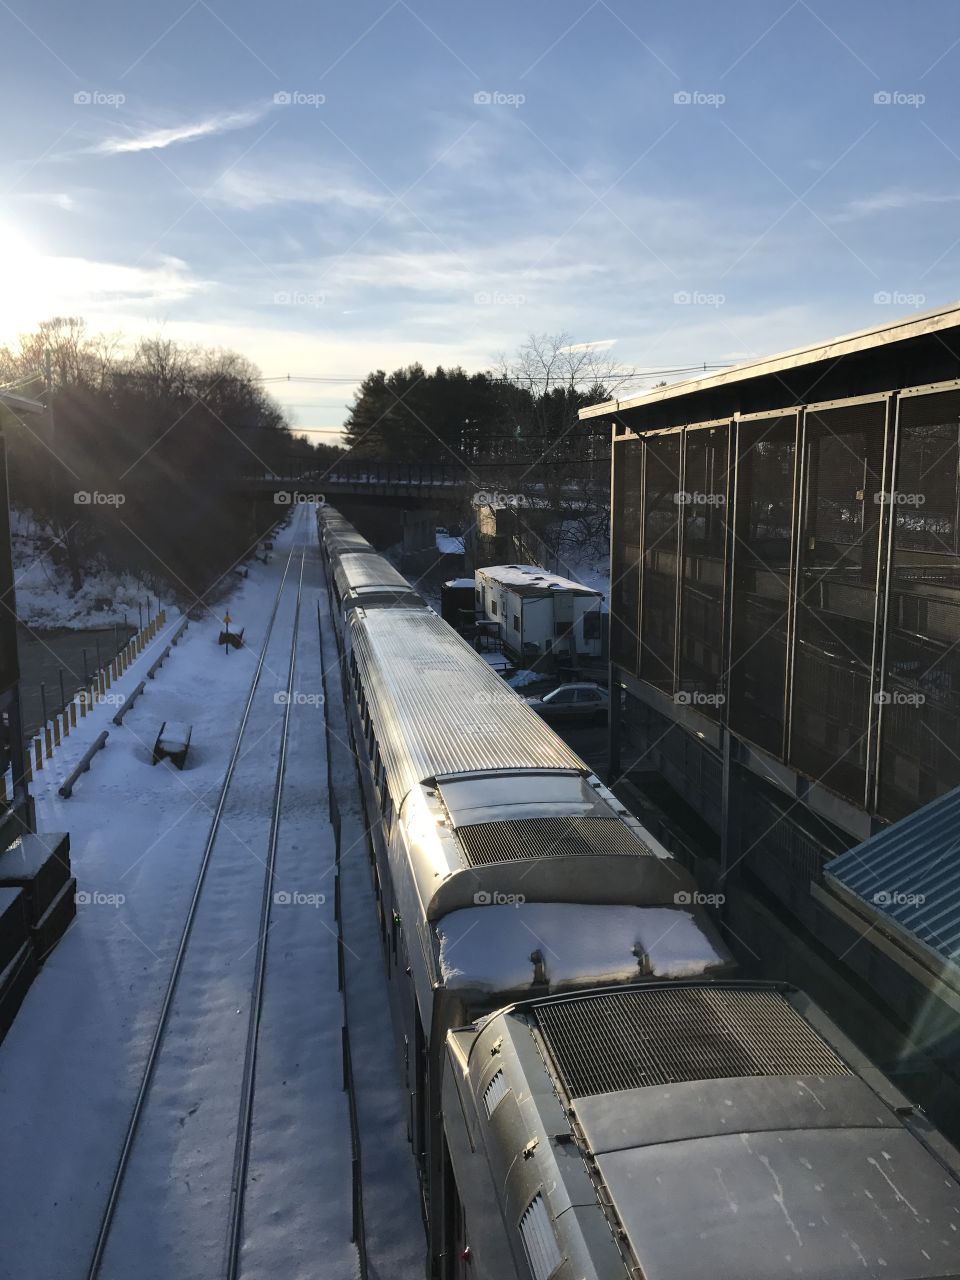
[557,338,618,353]
[95,105,269,155]
[207,166,390,212]
[833,188,960,222]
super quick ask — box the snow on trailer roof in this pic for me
[825,784,960,985]
[477,564,601,597]
[349,607,584,806]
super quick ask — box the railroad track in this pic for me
[86,516,307,1280]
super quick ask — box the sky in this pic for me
[1,0,959,440]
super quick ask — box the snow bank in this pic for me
[436,903,727,992]
[11,514,165,629]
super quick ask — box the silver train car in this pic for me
[442,981,960,1280]
[318,510,733,1265]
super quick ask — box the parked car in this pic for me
[525,682,609,723]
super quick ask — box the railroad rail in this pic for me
[86,524,307,1280]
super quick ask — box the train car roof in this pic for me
[449,982,960,1280]
[332,551,426,610]
[350,606,584,805]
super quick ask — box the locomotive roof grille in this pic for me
[457,816,654,867]
[535,987,851,1097]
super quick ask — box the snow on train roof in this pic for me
[438,904,728,991]
[476,564,601,596]
[350,607,583,802]
[334,552,416,594]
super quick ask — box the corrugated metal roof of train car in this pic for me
[335,552,418,594]
[824,784,960,981]
[351,608,584,803]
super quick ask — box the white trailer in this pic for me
[474,564,603,662]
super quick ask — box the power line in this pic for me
[254,362,734,386]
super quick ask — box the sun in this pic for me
[0,220,52,343]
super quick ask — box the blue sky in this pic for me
[1,0,959,438]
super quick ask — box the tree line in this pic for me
[0,318,326,601]
[340,333,628,564]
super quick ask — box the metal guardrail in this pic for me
[318,593,366,1277]
[146,615,189,679]
[59,730,109,798]
[112,681,146,725]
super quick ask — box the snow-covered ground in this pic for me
[10,512,170,631]
[0,505,422,1280]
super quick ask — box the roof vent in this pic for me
[518,1193,563,1280]
[482,1069,509,1118]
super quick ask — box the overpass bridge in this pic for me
[247,463,469,502]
